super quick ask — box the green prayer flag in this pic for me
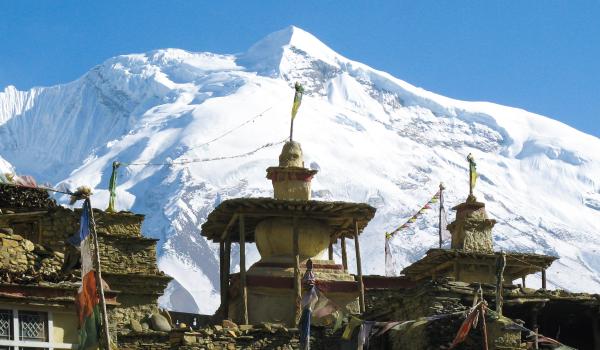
[106,161,121,213]
[291,82,304,120]
[467,153,478,194]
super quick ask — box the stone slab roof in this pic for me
[201,197,376,243]
[402,248,558,281]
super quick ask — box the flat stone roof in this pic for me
[200,197,376,243]
[402,248,558,281]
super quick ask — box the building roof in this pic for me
[200,197,376,243]
[401,248,558,281]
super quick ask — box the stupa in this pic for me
[201,140,376,326]
[402,154,557,286]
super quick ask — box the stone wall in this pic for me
[0,196,171,348]
[0,230,64,280]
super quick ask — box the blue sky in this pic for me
[1,1,598,136]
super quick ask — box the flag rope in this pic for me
[385,189,441,240]
[124,138,288,166]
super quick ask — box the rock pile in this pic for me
[0,184,57,210]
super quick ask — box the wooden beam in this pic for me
[328,242,334,261]
[239,215,248,325]
[541,269,547,290]
[354,219,365,313]
[293,216,302,326]
[223,235,231,319]
[410,260,455,281]
[521,276,526,288]
[341,237,348,272]
[220,213,239,240]
[219,241,225,315]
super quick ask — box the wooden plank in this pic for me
[223,236,231,319]
[341,237,348,272]
[541,269,547,289]
[239,215,248,325]
[293,216,302,326]
[220,213,239,240]
[219,241,225,313]
[354,219,366,313]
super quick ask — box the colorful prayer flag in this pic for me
[106,161,120,213]
[449,306,480,349]
[468,153,478,193]
[76,200,101,350]
[291,82,304,120]
[385,237,397,277]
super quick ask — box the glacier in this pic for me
[1,25,599,314]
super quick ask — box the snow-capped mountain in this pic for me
[1,26,599,313]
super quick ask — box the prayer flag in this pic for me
[291,82,304,120]
[76,200,101,350]
[449,306,480,349]
[468,153,478,193]
[385,237,397,277]
[106,161,120,213]
[342,316,363,340]
[299,308,311,350]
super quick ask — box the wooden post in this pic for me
[219,241,225,312]
[354,219,366,313]
[480,303,489,350]
[239,215,248,325]
[86,200,112,349]
[522,276,526,288]
[328,242,334,260]
[341,237,348,272]
[495,252,506,316]
[223,236,231,319]
[541,269,547,289]
[292,216,302,325]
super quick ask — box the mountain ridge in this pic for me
[1,26,599,313]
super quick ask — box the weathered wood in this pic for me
[219,241,225,310]
[293,216,302,325]
[522,276,526,288]
[354,219,366,313]
[220,213,239,240]
[328,242,334,260]
[541,269,547,289]
[495,252,506,316]
[223,236,231,319]
[341,237,348,272]
[87,200,112,349]
[239,215,248,325]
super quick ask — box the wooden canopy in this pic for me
[402,248,558,282]
[201,197,376,243]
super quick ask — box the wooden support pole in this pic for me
[239,215,248,325]
[541,269,547,290]
[328,242,334,261]
[87,200,112,350]
[481,303,489,350]
[341,237,348,272]
[495,252,506,316]
[354,219,366,313]
[223,236,231,319]
[293,216,302,325]
[522,276,526,288]
[219,241,225,311]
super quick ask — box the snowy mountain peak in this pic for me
[239,25,343,79]
[1,27,600,313]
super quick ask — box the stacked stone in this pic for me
[0,184,57,210]
[0,229,64,282]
